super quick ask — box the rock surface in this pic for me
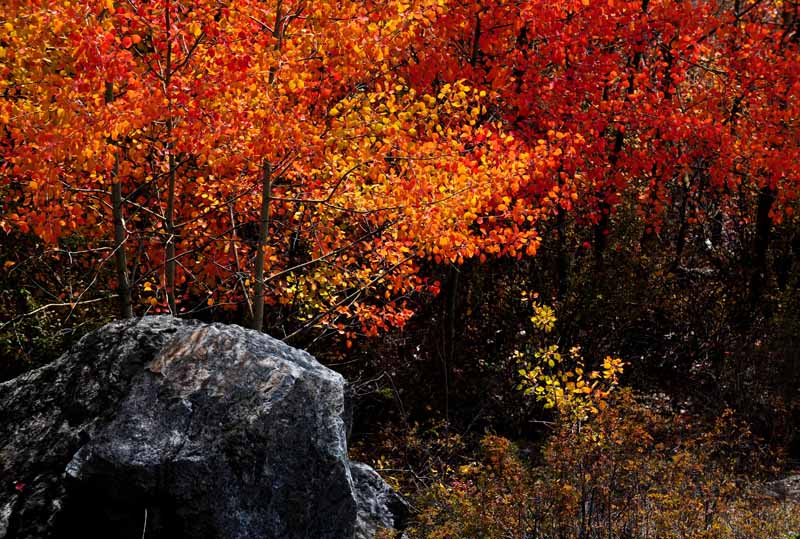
[0,316,406,539]
[351,462,409,539]
[765,474,800,503]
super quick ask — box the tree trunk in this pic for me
[165,149,177,314]
[556,204,569,300]
[251,161,273,331]
[594,129,624,270]
[749,186,773,308]
[442,265,460,423]
[670,175,690,273]
[163,4,177,315]
[105,81,133,319]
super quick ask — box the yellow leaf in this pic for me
[191,22,202,37]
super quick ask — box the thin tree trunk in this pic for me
[165,149,177,314]
[594,123,624,271]
[252,161,273,331]
[251,0,286,330]
[442,265,459,424]
[749,186,773,308]
[105,81,133,319]
[556,198,569,300]
[670,174,690,273]
[164,3,177,315]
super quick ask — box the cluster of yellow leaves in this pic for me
[325,77,542,265]
[514,298,624,419]
[529,300,556,333]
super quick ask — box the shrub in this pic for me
[409,390,800,539]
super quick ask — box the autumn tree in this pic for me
[1,0,798,348]
[1,0,537,342]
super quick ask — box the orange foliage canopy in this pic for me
[1,0,798,336]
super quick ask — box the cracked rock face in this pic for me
[0,316,405,539]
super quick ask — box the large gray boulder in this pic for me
[0,316,407,538]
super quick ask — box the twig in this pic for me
[0,296,117,330]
